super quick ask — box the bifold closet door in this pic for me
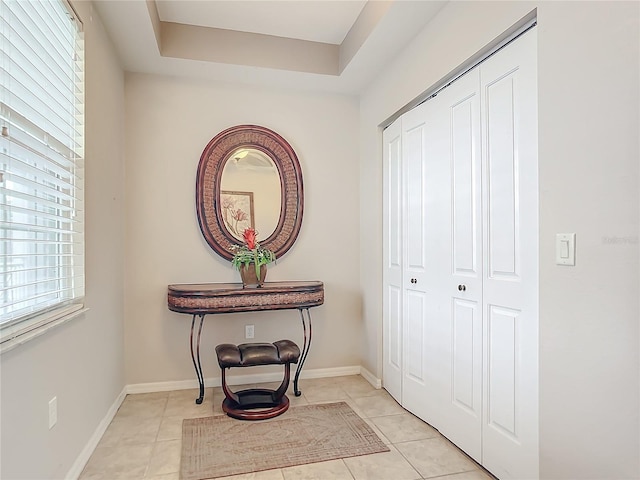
[480,28,538,480]
[382,27,538,480]
[382,102,439,423]
[429,29,539,477]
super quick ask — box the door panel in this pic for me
[452,298,480,413]
[486,74,520,280]
[382,119,403,403]
[388,136,403,270]
[405,290,425,381]
[430,68,483,462]
[404,122,427,271]
[386,285,402,378]
[481,28,538,480]
[486,305,520,438]
[452,97,478,276]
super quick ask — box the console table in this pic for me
[167,281,324,404]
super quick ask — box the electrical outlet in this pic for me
[245,324,254,339]
[48,397,57,429]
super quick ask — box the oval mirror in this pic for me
[196,125,303,261]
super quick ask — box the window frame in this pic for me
[0,0,85,353]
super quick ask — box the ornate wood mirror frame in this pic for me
[196,125,304,261]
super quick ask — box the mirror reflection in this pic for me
[220,148,281,242]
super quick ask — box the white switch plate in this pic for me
[48,396,57,429]
[556,233,576,266]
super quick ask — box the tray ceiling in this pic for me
[93,0,447,94]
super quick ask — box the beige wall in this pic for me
[0,2,126,479]
[124,74,360,385]
[360,1,639,478]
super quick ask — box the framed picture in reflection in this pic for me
[220,190,255,240]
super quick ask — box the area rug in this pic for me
[180,401,390,480]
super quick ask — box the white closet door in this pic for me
[382,118,403,403]
[428,69,484,461]
[480,29,538,480]
[382,28,539,479]
[400,102,439,424]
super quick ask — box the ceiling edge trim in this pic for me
[339,0,391,74]
[146,0,387,76]
[146,0,162,53]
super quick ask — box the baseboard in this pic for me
[126,378,202,394]
[301,365,362,380]
[126,365,363,394]
[359,365,382,389]
[65,386,127,480]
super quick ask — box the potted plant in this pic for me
[231,228,276,287]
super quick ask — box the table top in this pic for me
[167,281,324,314]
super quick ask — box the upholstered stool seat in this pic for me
[215,340,300,420]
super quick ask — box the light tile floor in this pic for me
[79,375,494,480]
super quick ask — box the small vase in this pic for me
[239,264,267,288]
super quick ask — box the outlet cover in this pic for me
[245,325,254,339]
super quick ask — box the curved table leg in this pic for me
[294,308,313,396]
[190,314,206,404]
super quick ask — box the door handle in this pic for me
[410,278,417,284]
[458,284,467,291]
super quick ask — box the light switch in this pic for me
[556,233,576,266]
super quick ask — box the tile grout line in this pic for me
[392,436,484,480]
[388,439,424,480]
[340,456,360,480]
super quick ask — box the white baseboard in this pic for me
[126,378,203,394]
[359,365,382,389]
[298,365,362,380]
[65,386,127,480]
[126,365,363,394]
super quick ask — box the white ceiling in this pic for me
[93,0,447,94]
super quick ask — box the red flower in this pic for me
[243,228,257,250]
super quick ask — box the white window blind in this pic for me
[0,0,84,340]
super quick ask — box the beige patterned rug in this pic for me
[180,401,390,480]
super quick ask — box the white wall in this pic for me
[359,1,639,478]
[0,2,126,479]
[124,75,360,385]
[537,4,639,478]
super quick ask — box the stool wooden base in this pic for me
[221,389,290,420]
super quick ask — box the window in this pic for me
[0,0,84,348]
